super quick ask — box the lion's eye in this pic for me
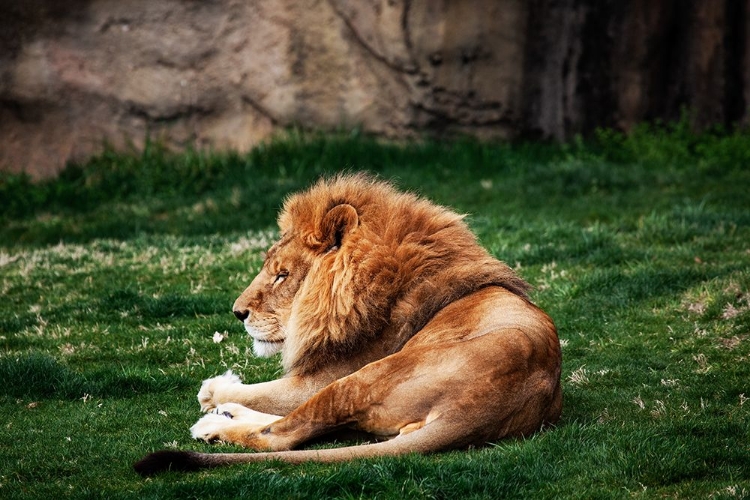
[274,272,289,284]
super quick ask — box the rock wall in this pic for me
[1,0,748,178]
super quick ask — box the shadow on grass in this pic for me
[1,290,231,351]
[101,289,227,319]
[0,353,191,400]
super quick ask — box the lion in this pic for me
[134,174,562,475]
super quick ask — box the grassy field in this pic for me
[1,125,749,499]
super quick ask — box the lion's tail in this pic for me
[134,425,452,476]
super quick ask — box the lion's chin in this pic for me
[252,339,284,357]
[244,324,284,357]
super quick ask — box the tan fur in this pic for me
[135,174,562,475]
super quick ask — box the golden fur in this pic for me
[135,174,562,475]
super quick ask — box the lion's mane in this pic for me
[278,174,530,375]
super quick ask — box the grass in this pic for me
[1,123,749,499]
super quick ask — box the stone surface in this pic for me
[1,0,748,178]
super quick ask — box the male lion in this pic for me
[135,174,562,475]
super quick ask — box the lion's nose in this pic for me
[233,309,249,322]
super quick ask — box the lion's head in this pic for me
[233,174,529,375]
[233,177,364,361]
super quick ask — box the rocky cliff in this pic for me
[1,0,747,178]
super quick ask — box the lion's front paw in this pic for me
[209,402,250,419]
[197,370,242,412]
[190,413,232,442]
[190,410,273,449]
[210,403,283,426]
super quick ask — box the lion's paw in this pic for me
[210,402,250,419]
[190,412,232,442]
[197,370,242,412]
[211,403,283,426]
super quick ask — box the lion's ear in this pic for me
[317,203,359,251]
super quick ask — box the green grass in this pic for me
[1,125,749,499]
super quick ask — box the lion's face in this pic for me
[232,199,361,363]
[232,233,313,357]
